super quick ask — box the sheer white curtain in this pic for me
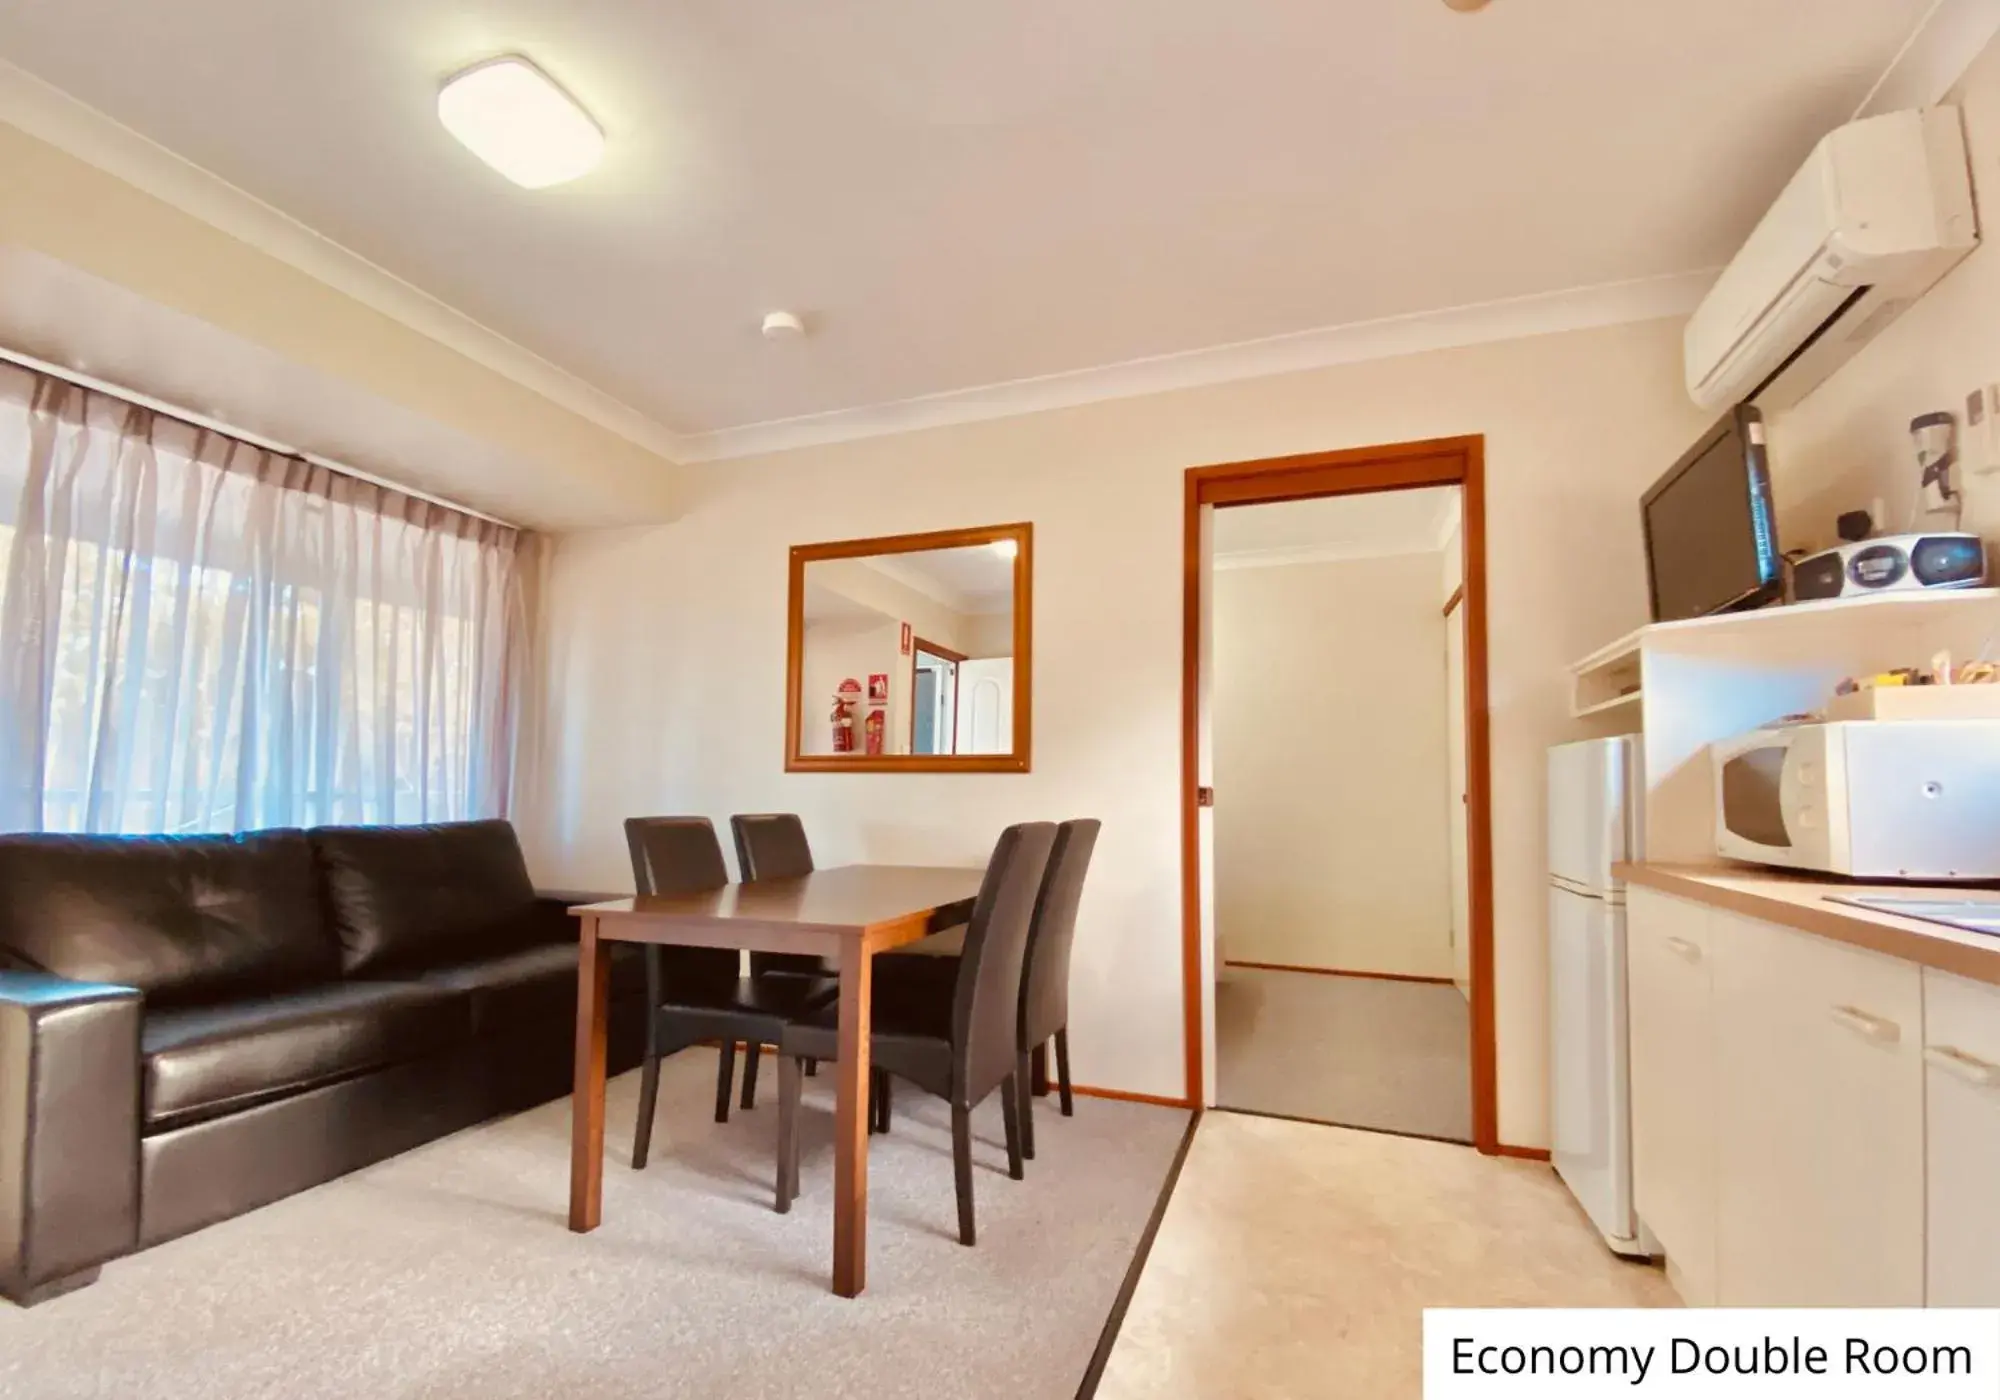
[0,363,530,834]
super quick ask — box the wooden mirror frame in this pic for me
[786,523,1033,773]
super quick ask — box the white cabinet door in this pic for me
[1712,911,1925,1306]
[1626,885,1716,1304]
[1925,969,2000,1306]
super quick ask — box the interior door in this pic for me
[1445,604,1470,996]
[955,658,1013,754]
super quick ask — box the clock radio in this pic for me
[1791,532,1986,601]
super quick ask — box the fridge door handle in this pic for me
[1664,936,1702,965]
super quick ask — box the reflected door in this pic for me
[955,658,1013,755]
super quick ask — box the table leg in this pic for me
[832,933,873,1297]
[568,913,610,1232]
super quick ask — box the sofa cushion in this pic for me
[421,944,653,1036]
[310,820,541,975]
[141,981,472,1132]
[0,830,338,1007]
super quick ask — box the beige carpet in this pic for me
[1215,967,1471,1141]
[0,1053,1188,1400]
[1097,1113,1676,1399]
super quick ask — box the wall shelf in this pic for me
[1573,689,1644,720]
[1569,628,1644,719]
[1565,586,2000,864]
[1566,589,2000,721]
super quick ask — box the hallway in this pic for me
[1215,965,1471,1142]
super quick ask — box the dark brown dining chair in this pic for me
[731,813,832,1095]
[773,822,1057,1244]
[623,817,836,1173]
[731,814,829,982]
[1014,818,1099,1158]
[872,818,1100,1157]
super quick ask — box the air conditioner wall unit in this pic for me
[1684,107,1977,413]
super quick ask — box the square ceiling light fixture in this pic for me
[438,56,603,189]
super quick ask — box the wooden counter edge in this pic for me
[1615,862,2000,989]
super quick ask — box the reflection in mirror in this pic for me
[798,540,1018,760]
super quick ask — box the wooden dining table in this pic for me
[567,864,983,1297]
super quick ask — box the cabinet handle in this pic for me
[1926,1045,2000,1087]
[1664,936,1702,964]
[1828,1005,1901,1046]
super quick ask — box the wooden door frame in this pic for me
[908,637,967,754]
[1181,434,1499,1154]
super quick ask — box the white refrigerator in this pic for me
[1547,736,1650,1257]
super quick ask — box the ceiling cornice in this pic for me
[0,55,692,463]
[679,268,1718,462]
[0,56,1725,469]
[4,0,1977,472]
[1854,0,2000,119]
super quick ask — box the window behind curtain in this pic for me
[0,364,530,834]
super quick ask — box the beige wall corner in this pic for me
[0,121,683,529]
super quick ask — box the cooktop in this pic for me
[1827,895,2000,938]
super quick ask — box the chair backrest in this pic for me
[1019,818,1100,1048]
[622,816,736,981]
[729,814,824,978]
[730,814,814,882]
[951,822,1058,1104]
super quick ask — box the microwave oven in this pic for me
[1712,720,2000,880]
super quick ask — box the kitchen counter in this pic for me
[1614,862,2000,988]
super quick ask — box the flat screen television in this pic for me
[1641,405,1783,622]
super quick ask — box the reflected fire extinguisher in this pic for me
[865,672,889,756]
[832,678,862,753]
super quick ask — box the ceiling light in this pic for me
[990,539,1019,560]
[438,56,603,189]
[1442,0,1493,9]
[762,311,807,340]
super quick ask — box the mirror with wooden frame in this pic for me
[786,523,1032,773]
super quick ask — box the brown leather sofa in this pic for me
[0,819,645,1307]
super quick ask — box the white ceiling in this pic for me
[802,544,1011,624]
[864,546,1014,615]
[0,0,1942,447]
[1214,486,1459,566]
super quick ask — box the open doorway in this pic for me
[1209,485,1470,1140]
[1181,437,1496,1152]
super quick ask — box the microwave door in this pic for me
[1716,735,1802,867]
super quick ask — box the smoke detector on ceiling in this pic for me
[762,311,807,340]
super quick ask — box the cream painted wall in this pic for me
[1213,551,1453,979]
[527,313,1713,1145]
[808,558,979,656]
[0,123,679,529]
[1768,31,2000,551]
[961,611,1016,659]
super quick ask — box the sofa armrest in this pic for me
[0,970,142,1304]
